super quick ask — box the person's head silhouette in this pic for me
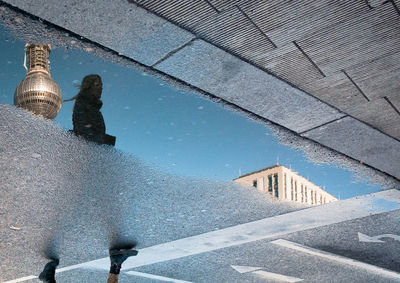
[80,74,103,99]
[64,74,103,102]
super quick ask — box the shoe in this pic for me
[39,258,59,283]
[109,248,138,274]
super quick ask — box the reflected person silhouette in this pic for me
[39,245,138,283]
[65,74,116,146]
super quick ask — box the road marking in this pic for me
[126,271,192,282]
[253,270,303,282]
[358,232,400,243]
[3,276,37,283]
[231,265,262,273]
[231,265,303,282]
[6,189,400,282]
[271,239,400,280]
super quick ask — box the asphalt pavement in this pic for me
[0,104,304,282]
[2,105,400,283]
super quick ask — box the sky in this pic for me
[0,25,384,199]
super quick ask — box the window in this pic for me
[284,173,287,199]
[253,180,257,188]
[311,191,314,205]
[291,177,294,200]
[274,174,278,188]
[294,181,298,201]
[268,175,273,192]
[305,187,308,203]
[301,184,304,203]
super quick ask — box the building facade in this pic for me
[234,165,337,206]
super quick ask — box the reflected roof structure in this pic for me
[1,0,399,181]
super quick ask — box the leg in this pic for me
[107,273,119,283]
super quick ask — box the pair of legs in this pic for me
[39,247,138,283]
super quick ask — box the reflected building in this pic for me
[234,165,337,205]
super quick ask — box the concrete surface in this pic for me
[301,116,400,179]
[155,39,345,133]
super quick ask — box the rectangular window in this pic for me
[268,175,273,192]
[274,174,279,198]
[253,180,257,188]
[274,174,278,189]
[320,195,323,204]
[301,184,304,203]
[294,181,298,201]
[284,174,287,199]
[311,191,314,205]
[291,178,294,200]
[305,187,308,203]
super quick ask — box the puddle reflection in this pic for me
[0,24,386,205]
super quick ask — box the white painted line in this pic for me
[231,265,262,273]
[3,275,37,283]
[358,232,385,243]
[271,239,400,280]
[231,265,303,282]
[57,263,92,273]
[253,270,303,282]
[358,232,400,243]
[126,271,193,282]
[7,189,400,282]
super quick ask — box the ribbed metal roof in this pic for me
[192,5,276,61]
[208,0,246,12]
[253,43,324,85]
[134,0,218,29]
[241,0,369,47]
[298,3,400,75]
[301,72,369,113]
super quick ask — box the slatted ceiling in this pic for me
[208,0,246,12]
[241,0,302,33]
[133,0,218,30]
[252,43,295,60]
[298,3,400,75]
[344,51,400,101]
[367,0,387,7]
[345,98,400,140]
[301,72,368,112]
[253,43,324,85]
[192,6,276,61]
[241,0,369,47]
